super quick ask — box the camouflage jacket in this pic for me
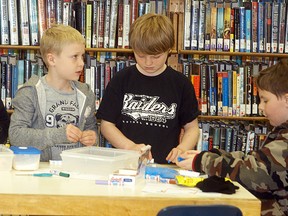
[193,121,288,216]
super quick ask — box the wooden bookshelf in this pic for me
[198,115,268,121]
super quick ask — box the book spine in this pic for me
[0,0,9,44]
[223,6,230,51]
[46,0,56,29]
[28,0,39,46]
[229,7,234,52]
[200,64,208,115]
[8,0,19,45]
[234,7,240,52]
[85,1,92,48]
[97,0,105,48]
[130,0,138,24]
[103,0,111,48]
[285,4,288,53]
[251,2,258,52]
[122,0,130,48]
[222,71,228,116]
[257,1,264,53]
[208,64,217,116]
[227,70,233,116]
[109,0,118,48]
[204,2,211,50]
[37,0,47,38]
[62,0,72,26]
[265,2,272,53]
[55,0,63,24]
[190,0,199,50]
[198,0,205,50]
[217,71,223,116]
[216,3,224,51]
[278,2,286,53]
[1,61,7,105]
[245,64,252,116]
[117,0,124,48]
[271,1,279,53]
[245,4,251,52]
[210,6,217,51]
[91,0,98,48]
[232,70,237,116]
[184,0,191,50]
[239,7,245,52]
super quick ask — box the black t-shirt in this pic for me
[0,100,10,144]
[96,65,199,163]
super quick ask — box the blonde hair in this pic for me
[40,24,85,65]
[129,13,175,55]
[256,58,288,98]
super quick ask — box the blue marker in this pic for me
[177,156,185,162]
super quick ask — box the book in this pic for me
[223,5,230,51]
[74,1,86,39]
[103,0,111,48]
[122,0,130,48]
[117,0,124,48]
[244,2,251,52]
[37,0,47,38]
[46,0,56,29]
[55,0,63,24]
[208,64,217,116]
[109,0,118,48]
[183,0,191,50]
[239,7,245,52]
[200,63,208,115]
[85,1,93,48]
[210,5,217,51]
[97,0,105,48]
[233,7,240,52]
[271,1,279,53]
[190,0,199,50]
[91,0,98,48]
[28,0,39,45]
[216,2,224,51]
[229,7,234,52]
[18,0,30,45]
[264,1,272,53]
[257,1,264,53]
[62,0,73,26]
[222,71,228,116]
[217,71,223,116]
[278,2,286,53]
[204,1,211,50]
[251,1,258,52]
[244,64,252,116]
[8,0,19,45]
[198,0,206,50]
[130,0,138,24]
[0,0,9,44]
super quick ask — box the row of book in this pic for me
[196,120,271,153]
[183,0,288,53]
[0,0,169,47]
[182,59,269,117]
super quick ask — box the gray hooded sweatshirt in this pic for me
[9,75,97,161]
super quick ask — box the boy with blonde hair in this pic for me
[96,13,200,164]
[177,58,288,216]
[9,25,97,161]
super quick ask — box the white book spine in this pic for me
[0,0,9,44]
[8,0,19,45]
[109,0,118,48]
[122,2,130,48]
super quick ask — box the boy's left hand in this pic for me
[80,130,97,146]
[175,150,200,170]
[166,147,184,163]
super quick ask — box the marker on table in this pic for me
[50,170,70,178]
[177,156,185,162]
[16,173,53,177]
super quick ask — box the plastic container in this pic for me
[60,146,140,176]
[0,145,14,171]
[10,146,41,171]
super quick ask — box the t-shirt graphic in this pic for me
[45,99,80,128]
[121,93,177,125]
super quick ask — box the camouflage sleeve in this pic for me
[193,128,288,215]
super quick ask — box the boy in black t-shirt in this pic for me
[96,13,200,164]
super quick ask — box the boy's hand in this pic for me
[166,147,184,163]
[175,150,200,170]
[66,124,82,143]
[80,130,97,146]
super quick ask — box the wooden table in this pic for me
[0,163,261,216]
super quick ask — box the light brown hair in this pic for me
[129,13,175,55]
[40,24,85,66]
[256,58,288,98]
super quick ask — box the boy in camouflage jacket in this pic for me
[176,58,288,216]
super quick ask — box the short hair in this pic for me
[40,24,85,65]
[129,13,175,55]
[256,58,288,98]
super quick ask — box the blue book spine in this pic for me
[245,7,251,52]
[222,72,228,116]
[239,7,246,52]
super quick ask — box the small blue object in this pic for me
[33,173,53,177]
[145,166,179,179]
[177,156,185,162]
[10,146,41,154]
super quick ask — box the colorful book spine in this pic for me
[232,70,237,116]
[208,64,217,116]
[46,0,56,29]
[239,7,245,52]
[264,2,272,53]
[244,3,251,52]
[234,7,240,52]
[223,6,231,51]
[28,0,39,46]
[97,0,105,48]
[229,7,235,52]
[200,64,208,115]
[222,71,228,117]
[216,2,224,51]
[85,1,93,48]
[251,1,258,52]
[217,71,223,116]
[210,6,217,51]
[227,70,233,116]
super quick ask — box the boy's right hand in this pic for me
[66,124,82,143]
